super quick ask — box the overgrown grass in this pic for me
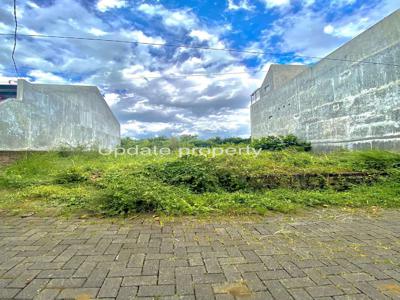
[0,149,399,216]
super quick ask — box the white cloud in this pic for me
[28,70,67,84]
[88,27,108,36]
[122,65,161,86]
[189,30,215,42]
[323,24,334,34]
[227,0,253,11]
[104,93,120,106]
[96,0,126,12]
[26,1,40,9]
[330,0,356,7]
[262,0,290,8]
[121,120,174,135]
[124,30,165,45]
[137,4,196,30]
[324,18,370,38]
[136,3,159,15]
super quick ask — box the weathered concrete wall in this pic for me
[251,10,400,151]
[0,80,120,150]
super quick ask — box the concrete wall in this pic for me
[251,9,400,151]
[0,80,120,150]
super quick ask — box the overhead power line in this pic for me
[11,0,19,77]
[1,32,400,68]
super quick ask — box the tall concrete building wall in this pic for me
[0,79,120,150]
[251,10,400,151]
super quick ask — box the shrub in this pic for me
[55,167,88,184]
[148,155,251,193]
[148,156,220,193]
[251,135,311,151]
[25,185,90,208]
[349,151,400,171]
[99,170,197,215]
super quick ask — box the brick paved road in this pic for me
[0,210,400,299]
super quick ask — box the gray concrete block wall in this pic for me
[251,9,400,151]
[0,80,120,150]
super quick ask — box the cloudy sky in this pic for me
[0,0,398,138]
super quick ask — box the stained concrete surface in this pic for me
[251,10,400,151]
[0,80,120,151]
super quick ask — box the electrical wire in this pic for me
[11,0,19,77]
[1,32,399,68]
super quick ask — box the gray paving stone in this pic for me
[47,278,85,288]
[98,277,122,298]
[15,279,49,299]
[257,269,291,280]
[83,267,109,288]
[138,284,175,297]
[108,266,141,277]
[306,285,345,298]
[8,270,40,288]
[176,273,194,295]
[0,288,21,299]
[342,273,375,282]
[289,288,314,300]
[33,288,60,300]
[37,269,75,279]
[116,286,138,300]
[194,283,214,300]
[121,275,158,286]
[264,280,294,299]
[1,210,400,300]
[281,277,316,289]
[56,288,99,299]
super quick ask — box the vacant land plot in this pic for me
[0,150,399,216]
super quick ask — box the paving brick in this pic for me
[257,269,291,280]
[159,267,176,285]
[192,273,226,284]
[306,285,344,297]
[8,269,40,288]
[121,275,158,286]
[289,288,313,300]
[176,273,194,295]
[47,278,85,288]
[342,273,376,282]
[280,277,316,289]
[127,253,145,268]
[264,280,294,299]
[142,259,159,275]
[15,279,49,299]
[194,283,214,300]
[333,295,370,300]
[72,261,97,278]
[98,277,122,298]
[33,288,60,300]
[108,266,141,277]
[62,255,86,270]
[353,282,388,300]
[37,269,75,279]
[328,275,360,294]
[204,258,222,273]
[84,267,109,288]
[1,211,400,300]
[0,288,21,299]
[56,288,99,299]
[116,286,138,300]
[242,271,267,291]
[138,284,175,297]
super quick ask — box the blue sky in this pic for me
[0,0,398,138]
